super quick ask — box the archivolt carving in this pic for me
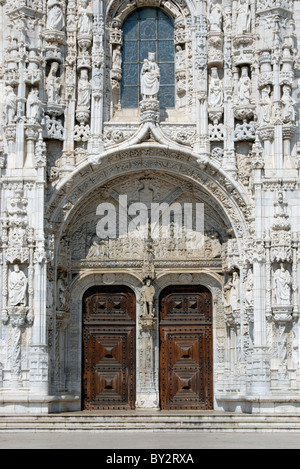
[106,0,193,25]
[46,148,250,246]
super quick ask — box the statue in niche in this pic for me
[46,0,65,31]
[230,272,240,311]
[273,263,292,306]
[281,85,295,124]
[46,62,61,104]
[57,276,70,311]
[140,278,155,318]
[77,69,91,108]
[208,67,223,108]
[4,86,17,125]
[175,45,185,69]
[8,265,28,307]
[78,0,93,36]
[208,0,223,33]
[26,88,42,122]
[260,85,272,124]
[141,52,160,99]
[245,268,254,307]
[112,45,122,70]
[238,67,251,105]
[236,0,251,35]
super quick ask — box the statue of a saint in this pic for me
[261,85,272,124]
[77,69,91,108]
[273,263,292,306]
[141,53,160,99]
[4,86,17,125]
[282,85,295,123]
[236,0,251,35]
[140,278,155,317]
[208,67,223,108]
[8,265,28,307]
[26,88,42,122]
[208,0,223,32]
[230,272,240,311]
[46,62,61,104]
[78,0,93,36]
[238,66,251,105]
[46,0,65,31]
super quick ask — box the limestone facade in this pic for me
[0,0,299,414]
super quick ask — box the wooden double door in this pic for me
[82,284,213,411]
[159,285,213,410]
[82,286,136,410]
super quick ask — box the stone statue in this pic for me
[8,265,28,307]
[140,278,155,317]
[230,272,240,311]
[208,0,223,33]
[46,62,61,104]
[273,263,292,306]
[175,45,185,69]
[26,88,42,122]
[261,85,272,124]
[78,0,93,36]
[236,0,251,35]
[141,53,160,99]
[282,85,295,123]
[46,0,65,31]
[4,86,17,125]
[245,269,254,307]
[77,69,91,108]
[112,45,122,70]
[238,67,251,105]
[208,67,223,108]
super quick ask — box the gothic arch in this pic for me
[47,146,251,257]
[106,0,195,25]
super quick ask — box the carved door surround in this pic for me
[82,285,136,410]
[159,285,214,410]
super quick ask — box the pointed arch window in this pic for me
[121,7,175,109]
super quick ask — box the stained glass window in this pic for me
[121,8,175,109]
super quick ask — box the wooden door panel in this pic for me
[82,286,136,410]
[160,286,213,410]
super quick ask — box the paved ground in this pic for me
[0,431,300,449]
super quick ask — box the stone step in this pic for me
[1,413,300,432]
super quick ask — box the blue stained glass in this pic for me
[158,19,174,40]
[140,19,157,40]
[140,40,156,62]
[121,86,139,108]
[123,41,139,63]
[159,85,175,108]
[123,20,139,40]
[158,41,174,63]
[140,8,157,18]
[121,7,175,109]
[123,63,139,86]
[159,63,175,85]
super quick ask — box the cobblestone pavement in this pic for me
[0,432,300,449]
